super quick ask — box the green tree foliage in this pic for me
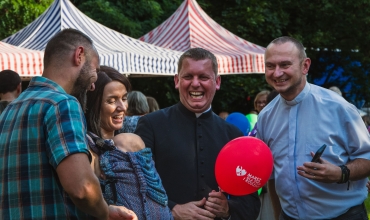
[0,0,53,39]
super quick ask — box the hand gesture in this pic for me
[171,198,216,220]
[108,205,138,220]
[297,151,341,183]
[205,190,230,219]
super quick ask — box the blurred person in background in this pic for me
[328,86,342,96]
[0,69,21,115]
[248,90,271,137]
[146,96,160,112]
[118,90,149,133]
[362,115,370,133]
[254,90,270,114]
[218,111,229,120]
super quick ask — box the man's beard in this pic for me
[71,62,90,112]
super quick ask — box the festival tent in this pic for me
[0,42,43,77]
[2,0,182,76]
[140,0,265,75]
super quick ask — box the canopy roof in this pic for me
[2,0,182,76]
[0,42,43,77]
[140,0,265,74]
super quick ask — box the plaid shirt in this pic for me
[0,77,91,219]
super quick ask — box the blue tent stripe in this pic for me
[1,0,181,75]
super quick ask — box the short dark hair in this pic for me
[85,66,132,137]
[44,29,95,68]
[178,48,218,75]
[0,70,21,94]
[146,96,160,112]
[127,91,149,116]
[268,36,307,61]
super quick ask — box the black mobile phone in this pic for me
[311,144,327,163]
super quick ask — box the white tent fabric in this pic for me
[0,42,43,77]
[140,0,265,75]
[2,0,182,76]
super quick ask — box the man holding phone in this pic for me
[257,36,370,219]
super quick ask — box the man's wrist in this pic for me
[337,165,350,183]
[221,211,230,220]
[221,214,231,220]
[337,164,351,190]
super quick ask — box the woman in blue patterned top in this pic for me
[85,66,173,220]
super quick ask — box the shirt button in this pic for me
[201,160,204,164]
[201,174,204,177]
[202,188,205,191]
[200,147,204,151]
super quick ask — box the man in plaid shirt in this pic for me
[0,29,136,220]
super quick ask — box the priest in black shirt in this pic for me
[135,48,260,220]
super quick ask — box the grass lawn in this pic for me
[366,194,370,218]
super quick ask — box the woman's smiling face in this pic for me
[99,81,128,139]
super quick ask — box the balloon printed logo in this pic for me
[236,166,262,188]
[243,171,262,188]
[236,166,247,176]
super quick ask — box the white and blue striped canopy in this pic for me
[2,0,182,76]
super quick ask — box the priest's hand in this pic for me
[172,198,216,220]
[205,190,230,219]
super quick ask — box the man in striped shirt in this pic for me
[0,29,136,219]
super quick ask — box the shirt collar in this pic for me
[285,82,310,106]
[29,76,67,94]
[195,106,212,118]
[177,102,213,119]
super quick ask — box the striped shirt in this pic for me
[0,76,91,219]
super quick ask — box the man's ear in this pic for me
[16,83,22,95]
[215,75,221,90]
[174,74,179,89]
[302,58,311,75]
[73,46,85,66]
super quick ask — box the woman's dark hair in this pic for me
[127,91,149,116]
[85,66,131,137]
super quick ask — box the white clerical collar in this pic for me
[195,106,212,118]
[285,82,310,106]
